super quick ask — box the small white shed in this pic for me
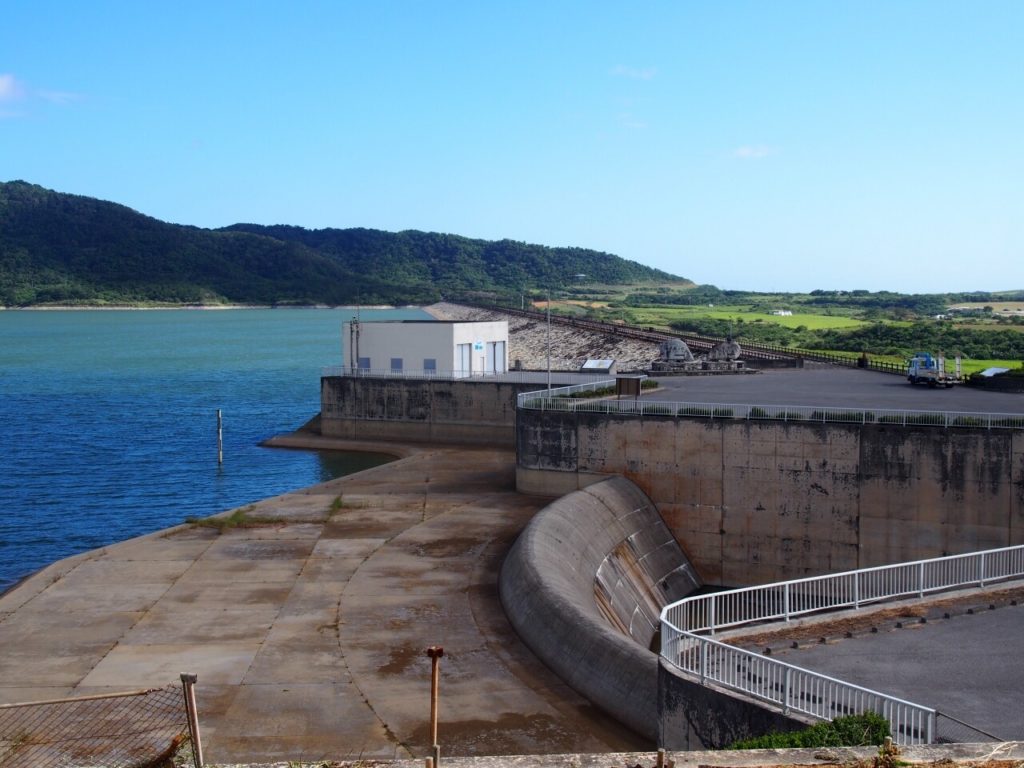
[342,319,509,377]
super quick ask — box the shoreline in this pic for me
[1,303,415,311]
[0,433,413,599]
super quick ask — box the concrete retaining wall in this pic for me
[658,660,808,750]
[499,476,702,742]
[516,411,1024,585]
[320,376,542,446]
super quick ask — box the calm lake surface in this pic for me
[0,307,429,592]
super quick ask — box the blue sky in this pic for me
[2,1,1021,293]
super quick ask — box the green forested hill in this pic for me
[0,181,685,306]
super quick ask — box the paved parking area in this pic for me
[644,367,1024,413]
[759,596,1024,740]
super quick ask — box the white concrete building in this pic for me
[342,320,509,377]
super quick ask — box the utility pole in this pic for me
[546,290,551,391]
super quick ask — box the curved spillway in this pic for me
[499,476,701,740]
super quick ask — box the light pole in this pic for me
[546,289,551,391]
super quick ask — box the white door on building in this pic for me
[456,343,472,376]
[485,341,506,374]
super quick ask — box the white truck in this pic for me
[907,352,963,387]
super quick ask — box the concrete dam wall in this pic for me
[516,411,1024,585]
[320,376,541,446]
[499,476,702,741]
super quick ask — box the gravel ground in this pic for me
[425,302,660,372]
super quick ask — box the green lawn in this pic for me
[620,305,867,330]
[807,350,1022,377]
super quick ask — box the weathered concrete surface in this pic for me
[658,660,809,750]
[499,478,702,740]
[320,376,539,446]
[0,442,643,764]
[209,741,1024,768]
[517,408,1024,585]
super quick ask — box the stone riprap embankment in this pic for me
[425,302,660,372]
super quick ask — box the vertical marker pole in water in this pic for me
[217,409,223,465]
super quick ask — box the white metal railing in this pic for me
[659,545,1024,744]
[664,546,1024,636]
[516,393,1024,430]
[661,629,935,743]
[323,367,613,384]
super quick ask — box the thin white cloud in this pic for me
[0,74,84,118]
[732,145,777,160]
[610,65,657,80]
[38,90,84,105]
[618,113,648,130]
[0,73,24,102]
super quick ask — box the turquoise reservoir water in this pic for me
[0,307,429,592]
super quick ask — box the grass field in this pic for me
[949,301,1024,313]
[809,350,1022,377]
[614,306,867,330]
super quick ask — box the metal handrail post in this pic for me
[783,667,792,714]
[179,673,204,768]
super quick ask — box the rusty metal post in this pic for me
[426,645,444,766]
[180,673,204,768]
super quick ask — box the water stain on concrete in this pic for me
[413,537,484,558]
[409,711,575,755]
[377,642,425,676]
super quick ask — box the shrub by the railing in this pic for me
[675,406,736,418]
[951,416,988,428]
[748,406,770,419]
[780,411,806,421]
[676,405,711,417]
[641,379,659,390]
[726,712,891,750]
[555,386,616,399]
[993,416,1024,428]
[905,413,946,426]
[810,410,876,423]
[642,403,676,415]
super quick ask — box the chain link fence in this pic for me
[0,678,200,768]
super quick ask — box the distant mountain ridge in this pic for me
[0,181,687,306]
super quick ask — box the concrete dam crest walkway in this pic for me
[0,442,643,764]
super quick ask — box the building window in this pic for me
[357,357,370,370]
[423,358,437,374]
[390,357,403,373]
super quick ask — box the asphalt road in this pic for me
[647,367,1024,413]
[769,601,1024,740]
